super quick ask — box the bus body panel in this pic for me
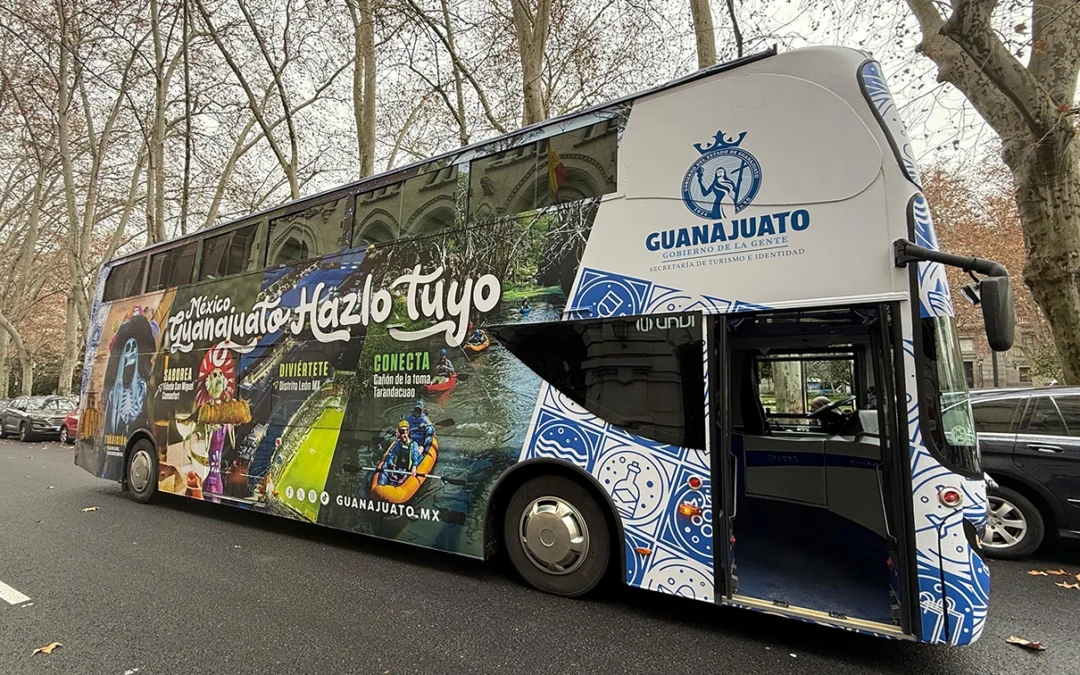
[72,46,988,644]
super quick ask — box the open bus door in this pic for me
[709,305,914,637]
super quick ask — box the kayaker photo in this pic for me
[520,297,530,311]
[435,349,455,378]
[468,326,486,345]
[406,401,435,451]
[378,421,422,486]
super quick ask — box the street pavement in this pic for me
[2,440,1078,675]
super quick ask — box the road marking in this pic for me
[0,579,31,605]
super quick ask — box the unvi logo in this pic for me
[680,130,762,220]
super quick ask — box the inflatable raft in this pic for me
[370,437,439,504]
[425,372,458,394]
[464,335,490,353]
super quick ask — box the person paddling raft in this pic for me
[467,327,486,345]
[378,421,422,486]
[520,298,530,311]
[435,349,455,378]
[405,400,435,451]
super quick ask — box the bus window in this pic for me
[545,121,618,203]
[494,313,704,448]
[268,197,348,267]
[353,185,402,247]
[147,241,197,292]
[102,257,146,302]
[398,165,459,237]
[200,224,258,280]
[469,141,542,222]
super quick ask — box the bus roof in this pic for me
[106,47,779,266]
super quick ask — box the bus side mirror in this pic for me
[977,276,1015,352]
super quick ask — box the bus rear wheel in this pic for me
[504,475,610,597]
[126,439,158,504]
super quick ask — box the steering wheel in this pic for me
[809,395,856,418]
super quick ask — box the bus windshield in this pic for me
[929,316,979,475]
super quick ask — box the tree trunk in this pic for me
[440,0,468,145]
[0,332,9,398]
[57,295,80,396]
[0,311,33,396]
[689,0,717,69]
[149,0,168,243]
[510,0,551,126]
[1005,135,1080,384]
[773,361,804,415]
[348,0,376,176]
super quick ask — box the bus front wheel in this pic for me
[126,439,158,504]
[504,475,610,597]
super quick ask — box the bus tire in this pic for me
[126,439,158,504]
[503,475,610,597]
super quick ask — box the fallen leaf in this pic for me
[1045,569,1067,575]
[1075,573,1080,583]
[1027,570,1048,576]
[32,642,62,655]
[81,506,99,512]
[1014,22,1027,33]
[1006,635,1046,651]
[1055,582,1080,590]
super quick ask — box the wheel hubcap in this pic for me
[520,496,590,575]
[129,450,152,493]
[983,495,1028,549]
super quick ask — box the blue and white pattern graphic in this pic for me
[910,194,954,318]
[902,338,989,645]
[517,266,766,603]
[567,267,767,319]
[521,385,716,601]
[859,60,922,188]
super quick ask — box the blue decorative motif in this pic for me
[902,330,989,645]
[859,60,922,188]
[567,268,765,319]
[910,194,954,318]
[681,130,763,220]
[520,385,715,602]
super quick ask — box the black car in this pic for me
[972,386,1080,559]
[0,396,76,442]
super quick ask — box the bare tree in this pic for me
[905,0,1080,383]
[690,0,717,68]
[510,0,551,125]
[346,0,377,175]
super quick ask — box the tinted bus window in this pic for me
[469,142,541,222]
[267,197,347,267]
[200,224,258,280]
[970,398,1019,434]
[399,166,458,237]
[495,313,704,448]
[102,258,146,302]
[147,242,197,291]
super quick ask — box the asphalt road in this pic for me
[2,441,1078,675]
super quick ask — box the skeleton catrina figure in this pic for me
[194,344,251,497]
[101,310,158,477]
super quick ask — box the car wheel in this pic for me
[59,426,69,444]
[126,439,158,504]
[19,423,29,442]
[503,475,610,597]
[983,486,1045,559]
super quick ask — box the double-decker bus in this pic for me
[75,46,1014,645]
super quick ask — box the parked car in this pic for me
[0,396,77,442]
[972,386,1080,559]
[61,408,79,444]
